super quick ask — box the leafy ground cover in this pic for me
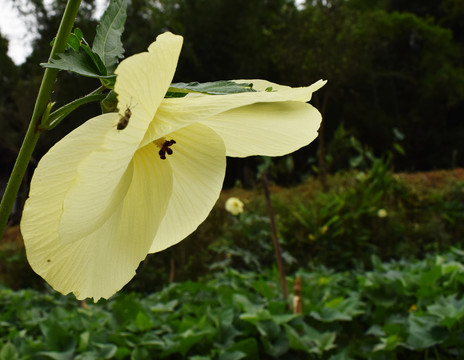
[2,165,464,292]
[1,248,464,359]
[2,165,464,358]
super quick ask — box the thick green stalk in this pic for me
[0,0,82,237]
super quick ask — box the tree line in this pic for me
[1,0,463,188]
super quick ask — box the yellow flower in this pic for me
[20,32,326,300]
[225,197,244,215]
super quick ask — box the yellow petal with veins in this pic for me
[149,123,226,253]
[58,33,182,243]
[200,101,321,157]
[22,121,173,300]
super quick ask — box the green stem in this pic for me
[46,88,106,129]
[0,0,82,237]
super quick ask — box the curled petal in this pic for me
[59,33,183,242]
[236,79,326,102]
[149,123,226,253]
[115,32,183,140]
[22,142,173,301]
[200,101,322,157]
[140,79,326,145]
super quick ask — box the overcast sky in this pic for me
[0,0,107,64]
[1,0,34,64]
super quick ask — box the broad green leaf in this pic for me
[92,0,127,71]
[284,324,315,354]
[261,330,288,357]
[41,50,115,80]
[310,295,364,322]
[256,320,281,339]
[134,310,154,331]
[418,266,442,298]
[373,334,403,352]
[81,42,107,75]
[218,350,246,360]
[74,28,83,40]
[0,343,17,360]
[251,279,276,300]
[271,313,300,325]
[149,299,178,313]
[77,331,90,352]
[39,319,76,353]
[225,338,259,359]
[35,350,74,360]
[100,90,118,113]
[131,347,149,360]
[240,309,271,323]
[406,315,448,349]
[167,81,257,98]
[67,33,81,51]
[427,296,464,328]
[162,329,214,357]
[328,349,355,360]
[316,332,337,352]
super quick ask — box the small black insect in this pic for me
[117,107,132,130]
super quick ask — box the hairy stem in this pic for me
[0,0,82,237]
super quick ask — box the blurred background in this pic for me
[1,0,464,191]
[2,0,464,287]
[2,3,464,357]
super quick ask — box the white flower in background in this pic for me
[225,197,244,215]
[377,209,388,218]
[20,32,326,301]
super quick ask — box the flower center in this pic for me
[154,137,177,160]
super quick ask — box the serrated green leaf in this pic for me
[81,43,107,75]
[169,81,257,96]
[67,33,81,51]
[93,0,127,71]
[41,50,115,81]
[74,28,83,40]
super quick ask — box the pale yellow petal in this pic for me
[56,114,133,242]
[149,123,226,253]
[235,79,327,102]
[139,79,326,145]
[22,143,173,301]
[200,101,322,157]
[58,34,182,242]
[115,32,183,141]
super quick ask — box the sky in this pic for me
[0,0,107,64]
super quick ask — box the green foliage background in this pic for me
[1,2,464,357]
[1,0,464,189]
